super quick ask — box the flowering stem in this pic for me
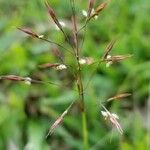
[70,1,89,148]
[76,55,89,150]
[72,15,89,150]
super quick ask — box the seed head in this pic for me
[17,27,39,38]
[46,101,74,138]
[107,93,132,102]
[101,104,123,134]
[87,0,95,17]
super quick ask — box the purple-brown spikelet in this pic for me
[52,48,63,60]
[101,104,123,134]
[105,54,133,62]
[0,75,32,85]
[0,75,25,81]
[46,101,74,138]
[87,0,95,17]
[107,93,132,102]
[45,1,63,32]
[104,54,133,67]
[46,111,66,138]
[89,2,107,20]
[95,2,107,14]
[17,27,39,38]
[39,63,67,70]
[39,63,60,69]
[103,39,116,59]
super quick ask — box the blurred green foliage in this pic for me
[0,0,150,149]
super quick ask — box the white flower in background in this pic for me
[56,64,67,70]
[101,104,123,134]
[82,10,88,17]
[55,21,66,30]
[106,54,113,67]
[24,77,32,85]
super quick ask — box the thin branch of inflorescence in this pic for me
[39,37,74,55]
[17,27,74,55]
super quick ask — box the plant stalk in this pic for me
[76,58,89,150]
[71,1,89,148]
[75,31,89,150]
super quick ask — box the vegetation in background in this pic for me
[0,0,149,149]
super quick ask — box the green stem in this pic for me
[70,1,89,148]
[82,111,89,150]
[76,58,89,150]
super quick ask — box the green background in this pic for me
[0,0,149,149]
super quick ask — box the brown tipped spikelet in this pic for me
[39,63,60,69]
[17,27,39,38]
[105,54,133,62]
[107,93,132,102]
[0,75,32,85]
[89,2,107,20]
[95,2,107,14]
[39,63,67,70]
[87,0,95,17]
[0,75,25,81]
[103,39,116,59]
[46,101,74,138]
[46,110,67,138]
[52,48,64,61]
[45,1,63,32]
[101,104,123,134]
[104,54,133,67]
